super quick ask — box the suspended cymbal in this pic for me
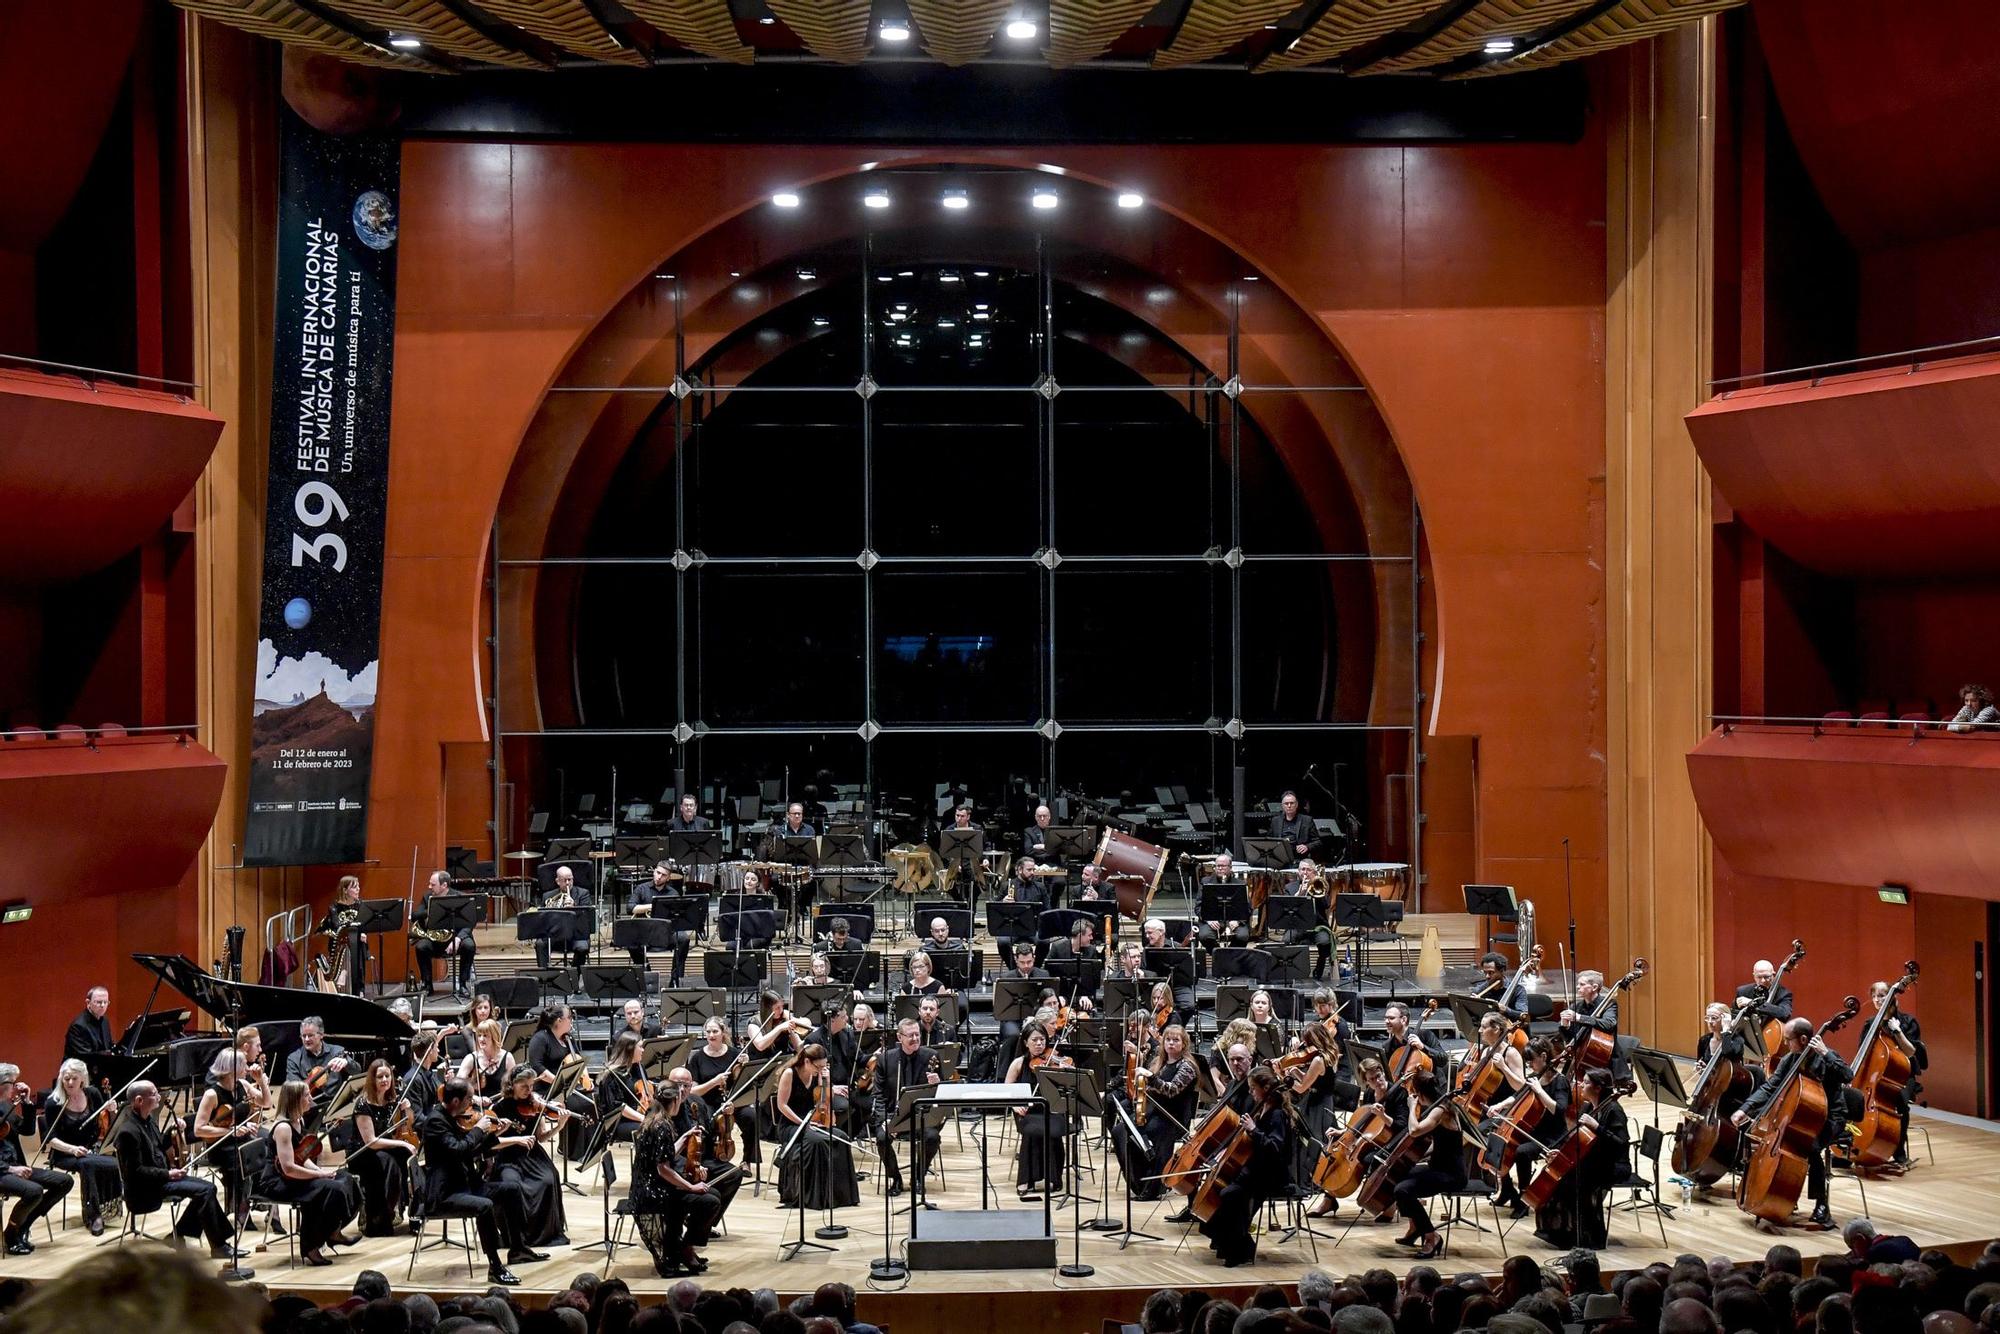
[504,850,544,860]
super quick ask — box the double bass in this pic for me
[1750,940,1808,1076]
[1848,962,1920,1170]
[1670,1012,1756,1186]
[1566,959,1648,1076]
[1521,1078,1636,1209]
[1735,996,1861,1223]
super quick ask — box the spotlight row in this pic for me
[770,187,1144,212]
[875,17,1039,44]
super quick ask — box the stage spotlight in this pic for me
[1031,189,1059,210]
[1117,192,1144,209]
[811,317,831,327]
[879,20,912,43]
[1484,37,1516,53]
[1005,19,1038,40]
[772,191,801,208]
[942,189,970,211]
[863,189,892,209]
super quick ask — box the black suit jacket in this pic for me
[111,1116,177,1215]
[1560,997,1619,1044]
[1270,812,1314,853]
[808,1025,861,1085]
[65,1011,115,1062]
[1023,825,1051,857]
[1740,1046,1853,1147]
[420,1103,494,1206]
[1735,981,1795,1024]
[870,1045,940,1133]
[667,815,712,833]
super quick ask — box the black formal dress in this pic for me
[1012,1059,1069,1193]
[0,1104,72,1245]
[774,1075,858,1212]
[348,1098,416,1235]
[487,1096,567,1247]
[630,1113,723,1275]
[38,1089,121,1226]
[1531,1098,1629,1248]
[110,1114,228,1247]
[197,1078,255,1224]
[1392,1117,1467,1239]
[670,1096,742,1219]
[689,1044,760,1166]
[256,1119,359,1253]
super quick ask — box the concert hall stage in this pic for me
[3,1102,1996,1332]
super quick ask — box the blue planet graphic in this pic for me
[283,597,312,630]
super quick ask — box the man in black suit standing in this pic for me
[871,1019,943,1200]
[64,986,116,1063]
[666,793,710,835]
[109,1081,245,1268]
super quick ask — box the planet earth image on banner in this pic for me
[283,597,312,630]
[353,190,397,250]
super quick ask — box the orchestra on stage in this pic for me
[3,795,1936,1282]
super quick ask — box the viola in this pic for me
[1384,1000,1439,1087]
[1565,959,1648,1077]
[810,1074,836,1129]
[710,1095,738,1162]
[389,1098,422,1151]
[1848,962,1920,1169]
[854,1052,879,1095]
[1521,1078,1637,1209]
[684,1126,707,1183]
[1736,996,1861,1223]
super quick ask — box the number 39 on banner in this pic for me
[291,479,349,572]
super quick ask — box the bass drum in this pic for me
[1094,828,1169,921]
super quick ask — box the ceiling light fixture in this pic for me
[937,318,956,329]
[875,274,894,283]
[1004,19,1038,40]
[863,189,891,209]
[1116,192,1143,209]
[1031,189,1059,210]
[939,272,962,284]
[758,15,775,24]
[1483,37,1516,53]
[973,270,990,277]
[941,189,970,211]
[879,20,912,43]
[772,191,801,208]
[811,316,831,327]
[972,311,990,321]
[388,34,423,49]
[797,267,818,281]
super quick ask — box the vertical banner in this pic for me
[244,109,401,866]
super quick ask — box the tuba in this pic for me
[1516,898,1536,966]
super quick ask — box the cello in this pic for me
[1455,1017,1526,1120]
[1735,996,1861,1224]
[1566,959,1648,1077]
[1848,962,1920,1170]
[1670,1011,1756,1186]
[1310,1101,1395,1199]
[1385,1000,1440,1087]
[1354,1080,1454,1218]
[1751,940,1808,1076]
[1164,1077,1244,1197]
[1479,1045,1561,1179]
[1520,1076,1636,1209]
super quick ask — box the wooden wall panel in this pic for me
[1601,22,1717,1046]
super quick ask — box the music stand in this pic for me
[814,903,876,943]
[1198,883,1252,926]
[547,837,592,862]
[818,832,872,902]
[1045,826,1095,864]
[1333,893,1396,984]
[1260,944,1311,985]
[1627,1046,1689,1222]
[501,1017,538,1061]
[992,978,1044,1028]
[445,847,479,880]
[1046,958,1103,1002]
[1243,838,1293,871]
[1102,977,1145,1020]
[582,965,646,1005]
[702,949,768,1037]
[1037,907,1089,943]
[1344,1037,1386,1088]
[1262,895,1320,936]
[912,903,973,941]
[484,976,541,1016]
[1444,995,1492,1049]
[639,1035,693,1082]
[1144,948,1197,992]
[792,984,847,1024]
[985,902,1037,946]
[659,988,723,1031]
[826,949,881,991]
[668,829,722,865]
[1211,948,1268,987]
[928,950,980,994]
[938,828,984,897]
[610,917,678,965]
[614,835,667,868]
[1033,1065,1102,1277]
[424,894,484,935]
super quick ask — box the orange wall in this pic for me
[366,139,1610,964]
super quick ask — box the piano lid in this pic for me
[130,954,414,1045]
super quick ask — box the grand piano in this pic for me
[88,954,414,1098]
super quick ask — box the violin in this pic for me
[1521,1078,1638,1209]
[1384,999,1439,1086]
[810,1074,836,1129]
[854,1052,879,1095]
[1848,962,1920,1170]
[1735,996,1862,1223]
[1153,1001,1173,1031]
[389,1098,422,1151]
[0,1083,31,1137]
[165,1114,190,1170]
[1028,1051,1075,1072]
[684,1126,707,1183]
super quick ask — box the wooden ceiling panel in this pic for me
[908,0,1012,66]
[764,0,872,62]
[623,0,754,63]
[462,0,646,64]
[1453,0,1743,77]
[1046,0,1157,67]
[1358,0,1605,75]
[316,0,549,67]
[1153,0,1299,69]
[1257,0,1446,72]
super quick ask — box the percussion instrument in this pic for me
[1094,828,1169,922]
[1342,862,1410,904]
[504,850,544,860]
[888,844,938,895]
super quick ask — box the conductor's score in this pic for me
[290,479,350,572]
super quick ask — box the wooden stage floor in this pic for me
[8,1101,2000,1323]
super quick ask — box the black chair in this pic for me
[1607,1122,1671,1246]
[1437,1178,1506,1259]
[240,1140,299,1269]
[406,1203,482,1281]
